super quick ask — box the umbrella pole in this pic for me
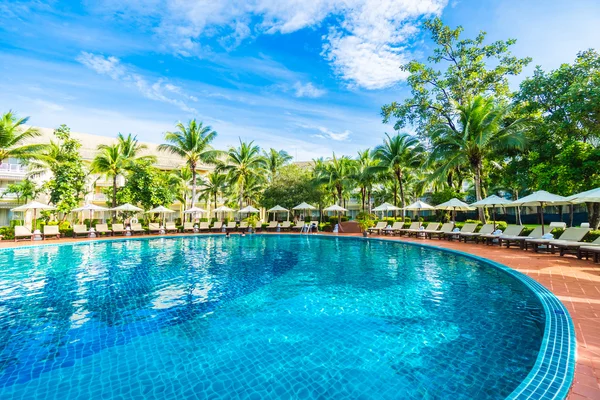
[493,207,497,230]
[540,203,545,235]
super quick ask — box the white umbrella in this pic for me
[72,203,109,225]
[470,195,512,229]
[111,203,143,212]
[239,205,260,213]
[323,204,348,224]
[267,205,290,221]
[184,206,207,214]
[12,201,57,234]
[435,198,475,222]
[213,205,235,222]
[372,202,402,218]
[146,205,175,227]
[293,202,316,210]
[565,187,600,204]
[507,190,570,234]
[404,200,434,222]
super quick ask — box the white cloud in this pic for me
[76,52,198,113]
[92,0,447,89]
[293,82,326,98]
[314,127,351,141]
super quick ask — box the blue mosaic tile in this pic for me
[0,235,572,399]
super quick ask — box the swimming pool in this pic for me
[0,235,573,399]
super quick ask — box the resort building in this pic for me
[0,127,214,227]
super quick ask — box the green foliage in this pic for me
[219,139,267,208]
[356,212,376,231]
[0,110,46,164]
[1,179,40,203]
[0,226,14,240]
[260,164,325,210]
[44,125,87,214]
[116,161,175,210]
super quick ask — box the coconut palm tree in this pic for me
[313,153,356,207]
[91,144,125,209]
[218,140,266,209]
[371,132,424,215]
[117,133,156,166]
[169,165,193,217]
[429,95,527,220]
[198,171,227,211]
[158,120,219,208]
[0,111,46,166]
[262,148,292,182]
[354,149,378,212]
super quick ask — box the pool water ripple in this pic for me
[0,235,546,399]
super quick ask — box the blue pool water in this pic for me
[0,235,545,399]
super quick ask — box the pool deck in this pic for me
[2,231,600,399]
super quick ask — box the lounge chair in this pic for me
[148,223,161,234]
[165,222,178,233]
[526,227,591,253]
[444,223,477,241]
[73,224,90,238]
[368,222,387,235]
[499,226,547,249]
[292,221,304,231]
[397,222,420,236]
[198,222,210,232]
[130,223,147,235]
[95,223,112,236]
[459,223,495,243]
[480,225,524,246]
[14,226,33,242]
[265,221,278,231]
[578,246,600,263]
[413,222,439,238]
[225,221,237,231]
[182,222,195,233]
[554,236,600,257]
[211,221,223,232]
[43,225,61,240]
[427,223,454,239]
[280,221,291,231]
[239,221,249,231]
[112,223,126,236]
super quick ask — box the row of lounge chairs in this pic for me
[367,220,600,262]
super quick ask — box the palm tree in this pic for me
[218,140,266,208]
[117,133,156,166]
[198,171,227,211]
[429,95,527,220]
[158,120,219,208]
[91,144,125,209]
[354,149,378,212]
[169,166,193,218]
[263,148,292,182]
[372,132,424,215]
[0,111,46,166]
[313,153,356,210]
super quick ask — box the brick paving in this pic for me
[2,231,600,399]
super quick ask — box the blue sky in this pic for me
[1,0,599,160]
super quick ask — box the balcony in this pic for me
[0,163,27,180]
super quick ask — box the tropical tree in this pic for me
[353,149,378,212]
[91,144,125,209]
[169,165,193,212]
[198,171,227,212]
[313,154,356,210]
[262,148,293,182]
[117,133,157,166]
[1,179,40,204]
[429,95,527,220]
[158,120,219,208]
[218,140,266,208]
[0,111,46,165]
[371,133,424,215]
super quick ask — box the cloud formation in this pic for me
[314,127,351,141]
[94,0,446,89]
[293,82,326,98]
[76,52,198,113]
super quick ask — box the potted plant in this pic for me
[356,212,375,237]
[246,215,259,233]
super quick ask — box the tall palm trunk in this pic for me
[395,169,406,218]
[112,175,117,222]
[337,185,343,224]
[191,165,197,208]
[473,160,485,222]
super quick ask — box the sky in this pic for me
[1,0,599,160]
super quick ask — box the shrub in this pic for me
[404,217,411,223]
[585,230,600,242]
[494,221,508,231]
[9,220,23,227]
[0,226,15,240]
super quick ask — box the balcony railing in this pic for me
[0,188,18,199]
[0,164,24,172]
